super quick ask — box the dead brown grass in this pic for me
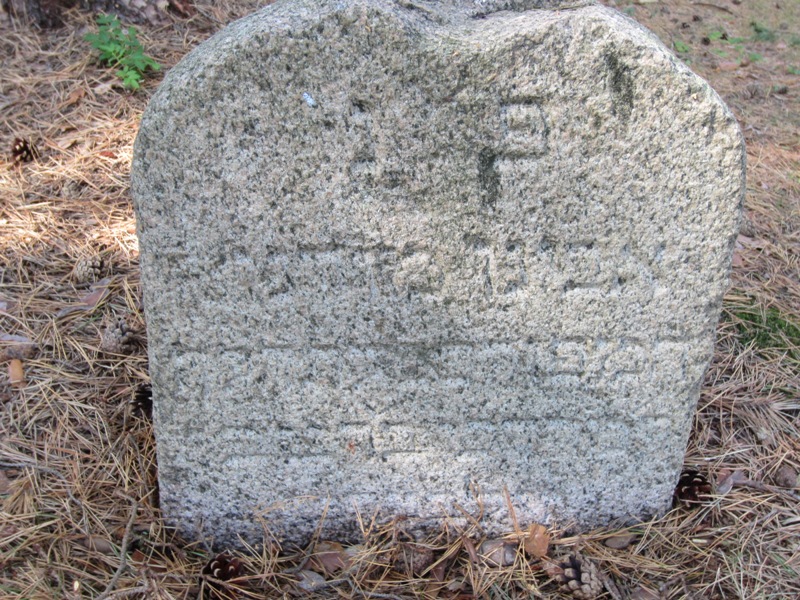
[2,1,799,598]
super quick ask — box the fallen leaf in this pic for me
[310,541,350,575]
[56,277,113,318]
[631,585,662,600]
[718,61,740,71]
[716,469,747,495]
[296,569,326,591]
[737,235,767,249]
[523,523,550,558]
[731,251,743,268]
[98,150,117,159]
[774,465,799,488]
[81,535,116,554]
[0,334,37,361]
[94,81,115,95]
[130,549,148,563]
[445,580,467,592]
[462,537,479,564]
[61,88,86,108]
[8,359,24,387]
[604,533,637,550]
[169,0,195,17]
[479,539,517,567]
[430,561,446,581]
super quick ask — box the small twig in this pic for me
[192,4,223,26]
[691,1,735,14]
[600,571,625,600]
[503,485,521,536]
[286,575,348,593]
[103,586,149,599]
[681,575,699,600]
[349,584,405,600]
[96,498,140,600]
[280,554,312,576]
[739,479,800,501]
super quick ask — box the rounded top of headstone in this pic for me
[470,0,595,12]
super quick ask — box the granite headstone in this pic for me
[132,0,744,545]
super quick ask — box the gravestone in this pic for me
[132,0,744,546]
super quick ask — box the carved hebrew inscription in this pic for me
[500,100,549,158]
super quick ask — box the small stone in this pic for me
[604,533,637,550]
[774,465,799,488]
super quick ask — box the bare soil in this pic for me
[1,1,798,598]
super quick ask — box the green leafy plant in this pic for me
[707,30,726,42]
[673,39,690,53]
[750,21,776,42]
[705,30,767,66]
[727,304,800,361]
[85,14,160,90]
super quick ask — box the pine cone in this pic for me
[130,383,153,419]
[73,256,105,284]
[11,137,39,165]
[550,554,603,599]
[100,318,140,354]
[201,553,244,599]
[674,469,712,504]
[202,553,244,580]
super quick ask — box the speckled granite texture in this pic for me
[132,0,744,546]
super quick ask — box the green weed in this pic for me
[674,39,690,53]
[730,305,800,360]
[85,14,160,90]
[750,21,776,42]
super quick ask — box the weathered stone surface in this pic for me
[132,0,744,546]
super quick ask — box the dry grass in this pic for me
[2,1,799,598]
